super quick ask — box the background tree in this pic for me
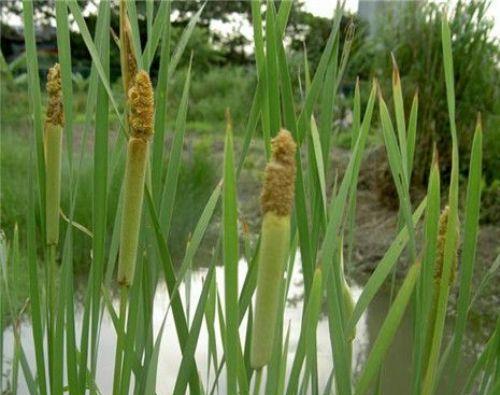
[350,0,500,185]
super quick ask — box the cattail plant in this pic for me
[7,2,494,393]
[117,70,154,287]
[44,63,64,246]
[251,129,296,369]
[43,63,64,392]
[112,7,147,390]
[113,70,153,395]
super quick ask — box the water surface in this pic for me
[2,257,477,394]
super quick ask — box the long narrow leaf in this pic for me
[222,117,240,394]
[447,119,483,390]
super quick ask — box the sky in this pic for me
[303,0,500,38]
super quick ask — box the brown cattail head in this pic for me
[128,71,154,140]
[261,129,297,216]
[46,63,64,126]
[434,206,460,286]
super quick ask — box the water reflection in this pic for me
[1,256,474,394]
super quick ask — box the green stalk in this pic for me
[113,71,154,395]
[43,63,64,393]
[47,244,57,393]
[114,70,154,392]
[339,241,355,372]
[253,368,263,395]
[112,286,128,395]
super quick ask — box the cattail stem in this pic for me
[113,59,150,395]
[43,64,63,392]
[251,129,296,369]
[253,368,263,395]
[336,238,355,376]
[112,286,128,395]
[47,243,57,392]
[47,243,57,326]
[341,270,355,375]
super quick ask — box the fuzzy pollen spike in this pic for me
[260,129,297,216]
[128,71,154,140]
[46,63,64,126]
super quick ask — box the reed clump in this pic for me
[251,129,296,369]
[117,70,154,287]
[44,63,64,246]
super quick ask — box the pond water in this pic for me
[2,257,477,394]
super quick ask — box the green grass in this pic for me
[1,1,498,395]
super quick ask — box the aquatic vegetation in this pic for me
[0,2,496,395]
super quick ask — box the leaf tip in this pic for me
[391,53,400,85]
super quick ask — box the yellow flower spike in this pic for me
[251,129,296,369]
[128,71,154,140]
[45,63,64,246]
[117,71,154,287]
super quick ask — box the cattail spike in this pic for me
[118,72,154,287]
[44,63,64,245]
[46,63,64,126]
[128,71,154,140]
[118,138,149,286]
[434,206,459,286]
[251,129,297,369]
[261,129,296,216]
